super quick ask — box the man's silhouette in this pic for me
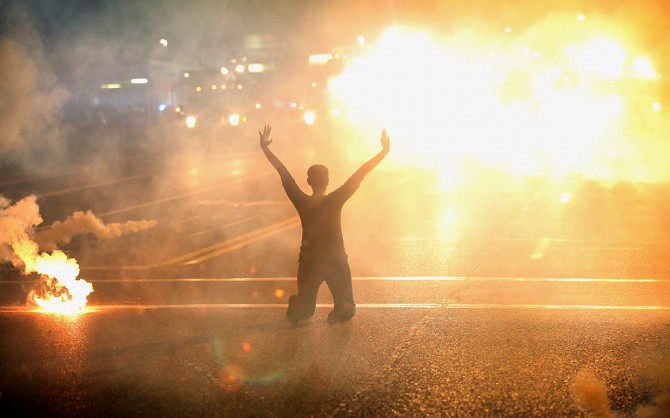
[260,125,390,325]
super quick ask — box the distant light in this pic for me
[220,84,226,89]
[577,13,586,21]
[228,113,241,126]
[175,106,181,112]
[183,72,190,78]
[158,104,166,112]
[303,111,316,125]
[211,84,217,90]
[308,53,334,66]
[220,66,230,75]
[100,83,121,89]
[241,57,248,62]
[186,116,196,128]
[504,27,512,33]
[356,35,366,46]
[255,103,262,109]
[331,108,342,117]
[130,78,148,84]
[236,84,243,90]
[274,288,285,298]
[653,102,662,112]
[247,63,265,73]
[159,38,168,47]
[532,51,542,59]
[195,86,202,92]
[560,193,571,203]
[289,102,298,108]
[235,64,245,73]
[311,82,317,88]
[564,45,575,55]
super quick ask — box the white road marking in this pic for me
[1,303,668,313]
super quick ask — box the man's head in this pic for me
[307,164,329,191]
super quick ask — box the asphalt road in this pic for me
[1,126,669,416]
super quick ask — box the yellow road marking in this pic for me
[97,172,270,218]
[37,175,146,198]
[84,171,411,269]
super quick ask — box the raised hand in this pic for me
[380,128,390,153]
[259,124,273,148]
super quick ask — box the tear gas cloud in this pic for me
[1,194,158,311]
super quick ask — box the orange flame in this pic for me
[28,250,93,314]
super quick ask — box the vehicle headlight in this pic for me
[186,116,196,128]
[228,113,241,126]
[303,111,316,125]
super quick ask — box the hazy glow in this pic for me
[100,83,121,89]
[329,23,669,184]
[130,78,148,84]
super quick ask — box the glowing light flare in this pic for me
[328,25,663,182]
[30,250,93,314]
[652,102,661,112]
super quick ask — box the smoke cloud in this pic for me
[0,4,69,165]
[571,372,616,418]
[635,353,670,418]
[0,195,43,271]
[35,210,158,252]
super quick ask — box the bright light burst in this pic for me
[27,250,93,314]
[329,21,667,185]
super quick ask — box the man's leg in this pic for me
[325,257,356,325]
[286,261,321,325]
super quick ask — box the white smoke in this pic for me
[1,194,157,311]
[0,195,43,271]
[35,210,158,252]
[0,26,68,160]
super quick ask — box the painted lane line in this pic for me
[37,175,146,198]
[2,276,667,284]
[1,303,668,313]
[96,172,271,218]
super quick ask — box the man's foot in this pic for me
[327,303,356,325]
[286,295,310,325]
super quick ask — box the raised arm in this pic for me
[353,128,390,179]
[259,125,291,178]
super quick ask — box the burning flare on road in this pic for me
[1,195,92,313]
